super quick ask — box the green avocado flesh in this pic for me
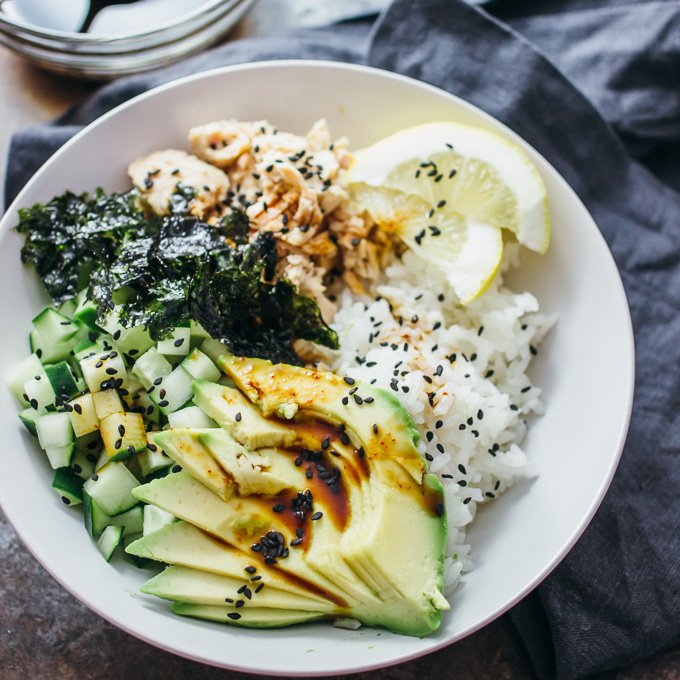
[128,356,449,636]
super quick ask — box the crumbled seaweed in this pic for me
[16,189,338,364]
[16,189,145,304]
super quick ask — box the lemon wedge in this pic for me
[347,122,550,303]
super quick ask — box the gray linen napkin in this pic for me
[4,2,679,678]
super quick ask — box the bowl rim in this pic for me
[0,59,635,676]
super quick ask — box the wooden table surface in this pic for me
[0,2,678,679]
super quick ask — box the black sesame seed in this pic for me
[485,492,496,499]
[235,412,242,422]
[340,433,350,446]
[530,345,538,356]
[172,464,182,473]
[74,403,83,415]
[341,396,349,406]
[458,464,467,475]
[158,400,169,408]
[174,338,185,348]
[227,612,242,620]
[153,377,163,386]
[372,423,379,434]
[90,474,99,481]
[255,583,265,593]
[459,424,466,431]
[61,496,71,505]
[435,420,443,429]
[128,445,136,454]
[343,377,355,385]
[118,424,126,436]
[114,438,122,450]
[321,436,330,450]
[435,502,444,516]
[311,511,323,520]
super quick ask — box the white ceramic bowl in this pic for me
[0,61,634,676]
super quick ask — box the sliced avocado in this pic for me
[141,565,336,613]
[219,355,425,482]
[192,381,297,449]
[126,521,336,605]
[151,429,233,501]
[199,429,299,496]
[171,602,326,628]
[132,472,377,609]
[134,358,449,637]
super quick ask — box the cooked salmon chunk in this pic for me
[128,149,229,218]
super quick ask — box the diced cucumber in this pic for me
[45,361,81,400]
[132,348,172,390]
[137,441,172,477]
[31,328,82,365]
[83,488,109,537]
[167,406,217,429]
[70,448,96,480]
[96,525,124,562]
[125,390,161,424]
[24,375,56,412]
[199,338,229,364]
[58,299,77,319]
[150,366,193,414]
[83,462,139,515]
[18,407,39,436]
[123,373,143,399]
[73,294,100,331]
[181,348,221,382]
[32,307,80,345]
[92,389,123,420]
[6,353,44,405]
[111,505,144,536]
[157,327,191,357]
[95,448,109,471]
[75,430,102,453]
[44,443,75,469]
[80,350,127,393]
[101,310,154,358]
[67,393,100,437]
[36,412,74,449]
[143,505,176,536]
[189,321,211,348]
[100,411,147,461]
[52,467,84,506]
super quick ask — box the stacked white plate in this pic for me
[0,0,256,78]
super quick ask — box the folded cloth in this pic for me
[4,1,679,679]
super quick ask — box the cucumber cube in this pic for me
[83,488,109,537]
[143,505,176,536]
[70,448,96,480]
[189,320,211,347]
[80,350,127,393]
[73,295,100,331]
[167,406,217,429]
[83,462,139,516]
[100,411,147,461]
[44,443,75,469]
[23,375,55,413]
[199,338,229,364]
[45,361,81,400]
[18,407,39,436]
[132,348,172,390]
[96,525,124,562]
[58,299,77,318]
[52,467,84,506]
[6,353,44,405]
[157,327,191,357]
[150,365,193,414]
[92,389,123,420]
[67,393,100,437]
[32,307,79,345]
[181,348,221,382]
[137,440,172,477]
[36,412,74,449]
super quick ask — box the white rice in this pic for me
[327,243,555,594]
